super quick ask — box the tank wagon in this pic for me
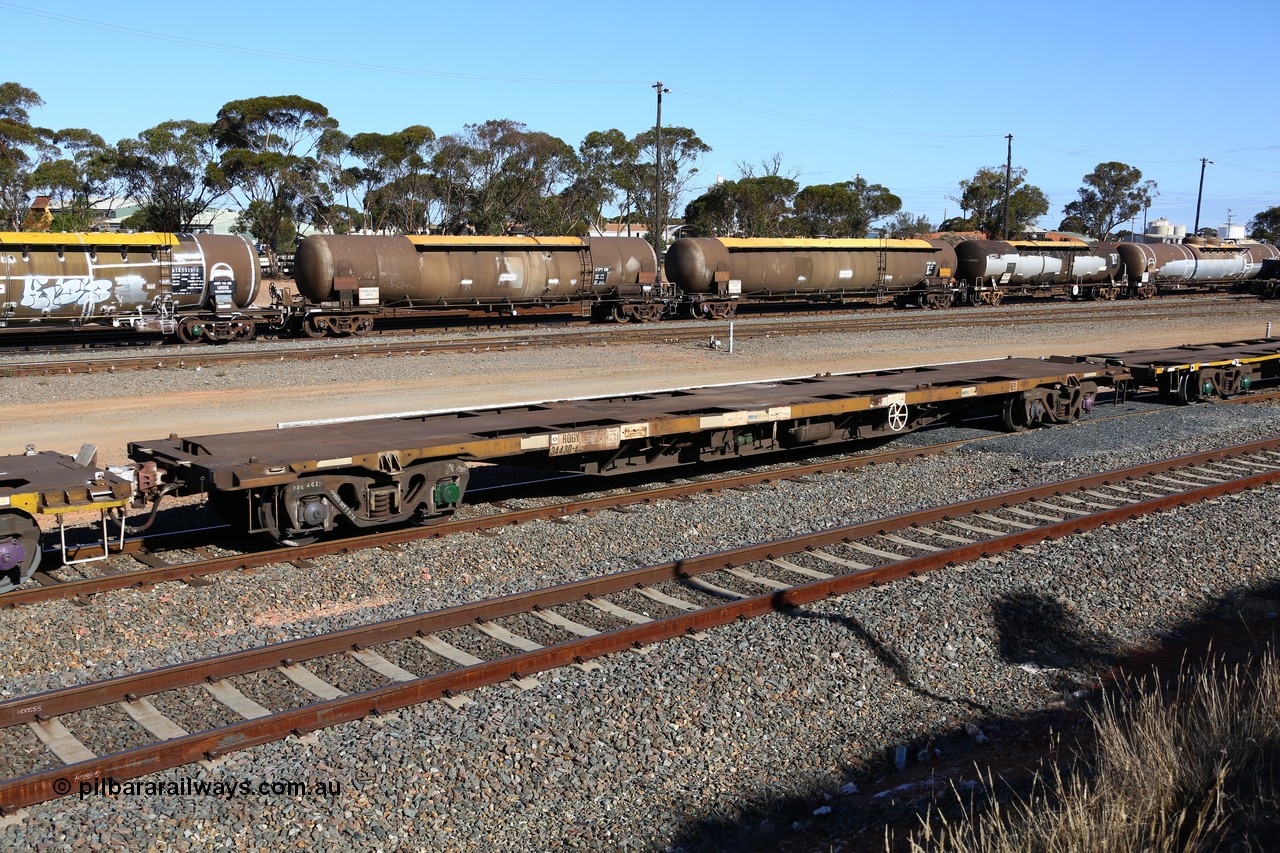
[951,239,1135,304]
[662,237,960,316]
[292,235,662,333]
[0,232,262,340]
[1114,240,1265,291]
[3,337,1280,588]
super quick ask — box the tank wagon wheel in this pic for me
[175,319,203,344]
[302,315,330,339]
[611,304,632,323]
[232,322,255,342]
[351,317,374,336]
[0,510,43,593]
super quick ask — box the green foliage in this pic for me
[793,177,901,238]
[0,82,55,229]
[115,120,228,231]
[428,119,578,235]
[29,127,121,230]
[1062,162,1157,241]
[684,174,799,237]
[885,211,933,238]
[1248,206,1280,242]
[1057,215,1089,234]
[214,95,338,264]
[345,125,436,233]
[954,166,1049,239]
[631,125,710,254]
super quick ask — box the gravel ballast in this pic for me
[2,310,1279,850]
[0,399,1277,849]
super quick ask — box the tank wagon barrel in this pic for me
[1116,241,1266,291]
[292,235,661,331]
[0,232,259,329]
[663,237,960,315]
[952,239,1130,303]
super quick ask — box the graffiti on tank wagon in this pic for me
[19,274,151,312]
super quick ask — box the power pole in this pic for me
[1001,134,1013,241]
[1193,157,1213,235]
[652,81,670,281]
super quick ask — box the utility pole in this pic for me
[1001,134,1013,241]
[652,81,670,282]
[1194,157,1213,235]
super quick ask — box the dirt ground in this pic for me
[5,307,1277,466]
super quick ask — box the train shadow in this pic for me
[661,578,1280,853]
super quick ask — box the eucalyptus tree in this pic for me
[1062,162,1157,241]
[30,128,123,231]
[430,119,577,235]
[346,125,436,233]
[114,120,230,232]
[630,125,710,253]
[0,82,54,229]
[212,94,340,258]
[952,165,1048,238]
[792,176,901,238]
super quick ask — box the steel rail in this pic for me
[3,437,985,608]
[0,302,1255,376]
[1,437,1277,813]
[10,389,1279,609]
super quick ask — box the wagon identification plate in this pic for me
[548,426,622,456]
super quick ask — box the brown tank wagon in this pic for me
[663,237,960,316]
[292,234,663,332]
[0,232,260,334]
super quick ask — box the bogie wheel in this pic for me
[611,304,632,323]
[302,315,329,338]
[254,489,319,547]
[1000,394,1030,432]
[352,317,374,336]
[175,319,203,344]
[0,510,42,593]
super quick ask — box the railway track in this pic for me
[8,387,1279,609]
[2,436,1277,815]
[0,298,1260,377]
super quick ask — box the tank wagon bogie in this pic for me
[0,232,261,338]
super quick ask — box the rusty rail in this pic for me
[2,436,1278,813]
[0,301,1252,376]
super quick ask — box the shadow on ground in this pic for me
[661,579,1280,853]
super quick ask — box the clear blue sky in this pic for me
[6,0,1277,233]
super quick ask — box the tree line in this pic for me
[3,81,1275,259]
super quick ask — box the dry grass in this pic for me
[903,644,1280,852]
